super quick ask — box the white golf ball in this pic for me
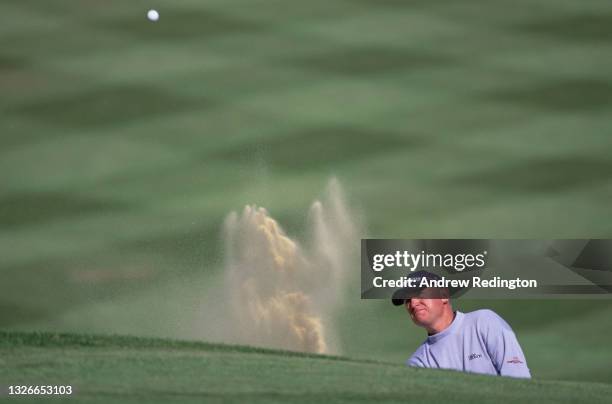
[147,9,159,22]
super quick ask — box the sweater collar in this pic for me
[426,311,464,344]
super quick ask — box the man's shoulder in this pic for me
[462,309,512,331]
[410,340,428,356]
[464,309,502,321]
[407,340,428,366]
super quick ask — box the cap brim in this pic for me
[391,297,407,306]
[391,286,466,306]
[391,286,423,306]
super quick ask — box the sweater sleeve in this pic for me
[479,310,531,379]
[407,356,425,368]
[406,344,427,368]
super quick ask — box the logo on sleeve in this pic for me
[507,356,524,364]
[468,353,482,360]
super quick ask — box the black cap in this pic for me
[390,270,467,306]
[391,270,440,306]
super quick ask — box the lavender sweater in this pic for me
[407,310,531,378]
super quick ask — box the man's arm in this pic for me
[479,310,531,379]
[407,356,425,368]
[406,344,427,368]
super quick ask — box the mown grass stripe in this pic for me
[0,331,392,365]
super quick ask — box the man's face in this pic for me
[404,288,448,328]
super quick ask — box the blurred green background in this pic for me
[2,0,612,384]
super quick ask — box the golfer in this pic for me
[392,271,531,378]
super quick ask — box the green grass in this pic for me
[2,331,612,404]
[2,0,612,391]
